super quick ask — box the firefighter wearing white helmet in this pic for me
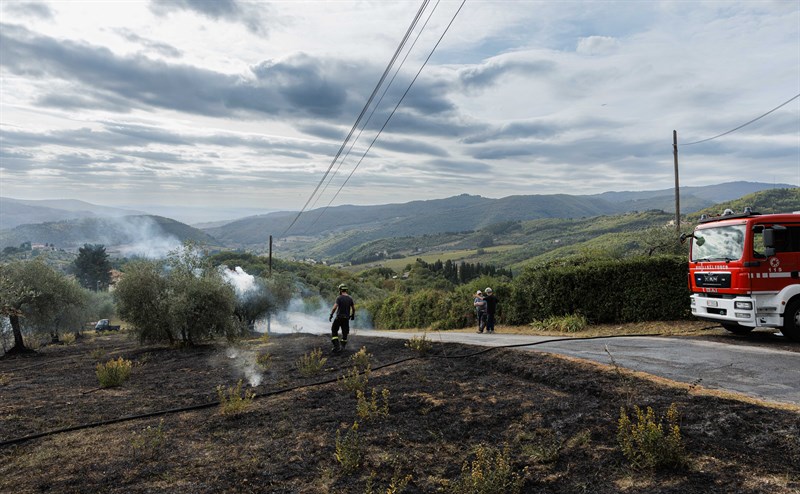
[328,283,355,353]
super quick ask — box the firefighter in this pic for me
[328,283,355,353]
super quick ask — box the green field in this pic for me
[344,244,520,272]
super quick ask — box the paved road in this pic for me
[356,329,800,406]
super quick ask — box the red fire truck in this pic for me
[684,208,800,341]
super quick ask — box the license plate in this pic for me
[707,300,718,307]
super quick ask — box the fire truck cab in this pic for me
[686,208,800,341]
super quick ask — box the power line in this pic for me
[315,0,467,219]
[682,92,800,146]
[304,0,443,230]
[306,1,441,218]
[281,0,430,236]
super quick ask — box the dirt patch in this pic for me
[1,331,798,493]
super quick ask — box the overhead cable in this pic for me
[281,0,430,236]
[682,92,800,146]
[316,0,467,217]
[305,0,443,230]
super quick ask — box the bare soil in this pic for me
[1,327,798,493]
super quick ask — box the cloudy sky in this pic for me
[1,0,798,220]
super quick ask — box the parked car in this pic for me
[94,319,120,332]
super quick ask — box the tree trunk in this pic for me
[7,314,32,354]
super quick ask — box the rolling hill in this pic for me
[0,215,219,258]
[203,181,795,252]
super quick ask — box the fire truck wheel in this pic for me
[721,323,754,335]
[780,298,800,342]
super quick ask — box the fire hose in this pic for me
[0,330,723,448]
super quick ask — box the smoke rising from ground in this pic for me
[225,346,262,387]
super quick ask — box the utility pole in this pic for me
[268,235,273,277]
[673,130,681,233]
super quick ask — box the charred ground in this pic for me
[1,329,798,493]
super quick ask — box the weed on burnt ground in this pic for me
[0,332,798,493]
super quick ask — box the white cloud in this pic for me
[0,0,797,213]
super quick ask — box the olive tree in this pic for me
[0,260,91,354]
[225,271,294,331]
[115,246,238,345]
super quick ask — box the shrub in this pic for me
[96,357,133,388]
[349,346,372,371]
[0,373,9,386]
[335,421,362,474]
[130,419,167,460]
[338,366,369,395]
[365,471,413,494]
[617,403,686,470]
[89,348,105,361]
[356,387,390,421]
[296,348,327,377]
[256,352,273,370]
[216,379,256,415]
[448,443,524,494]
[59,332,77,345]
[405,333,433,355]
[531,313,588,333]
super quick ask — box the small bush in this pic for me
[356,387,390,421]
[448,443,524,494]
[335,421,362,474]
[349,346,372,371]
[217,379,256,415]
[130,419,167,460]
[338,366,369,395]
[89,348,105,361]
[256,352,273,370]
[296,348,327,377]
[96,357,133,388]
[0,373,9,386]
[23,335,44,350]
[59,333,77,345]
[617,403,686,470]
[405,333,433,355]
[259,332,271,345]
[365,471,413,494]
[531,313,588,333]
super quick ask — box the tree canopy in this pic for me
[72,244,112,291]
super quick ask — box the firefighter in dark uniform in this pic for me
[329,283,355,353]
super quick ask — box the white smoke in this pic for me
[220,266,257,299]
[112,216,183,259]
[225,347,262,387]
[253,296,370,335]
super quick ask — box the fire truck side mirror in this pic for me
[763,225,786,257]
[763,229,775,248]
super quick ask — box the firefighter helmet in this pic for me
[338,283,348,291]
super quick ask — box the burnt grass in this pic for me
[1,331,799,493]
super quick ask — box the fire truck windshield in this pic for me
[691,224,746,262]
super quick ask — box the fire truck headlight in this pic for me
[690,298,696,306]
[734,301,753,310]
[735,313,750,319]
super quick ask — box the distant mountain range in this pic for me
[1,182,795,256]
[0,197,146,230]
[205,181,796,248]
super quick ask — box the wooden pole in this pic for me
[268,235,273,277]
[673,130,681,233]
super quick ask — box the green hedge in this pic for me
[369,256,691,329]
[506,255,691,325]
[369,278,512,330]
